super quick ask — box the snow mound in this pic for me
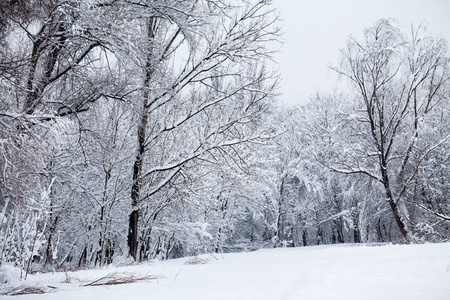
[0,263,21,285]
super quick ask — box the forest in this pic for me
[0,0,449,279]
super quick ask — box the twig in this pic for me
[173,268,182,282]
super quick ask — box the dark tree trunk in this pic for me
[127,17,158,260]
[275,177,286,247]
[128,210,139,260]
[353,202,361,243]
[127,110,148,260]
[334,219,344,243]
[302,229,307,246]
[380,166,408,240]
[127,100,148,260]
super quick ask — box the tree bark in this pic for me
[380,165,408,240]
[127,107,149,260]
[127,17,157,260]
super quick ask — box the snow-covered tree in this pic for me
[121,0,280,260]
[332,19,450,241]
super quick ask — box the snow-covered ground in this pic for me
[3,243,450,300]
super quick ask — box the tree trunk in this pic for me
[381,167,408,240]
[127,16,158,260]
[127,17,158,260]
[127,210,139,260]
[302,229,308,246]
[127,88,150,259]
[127,108,148,260]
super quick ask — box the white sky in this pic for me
[272,0,450,106]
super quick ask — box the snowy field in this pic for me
[3,243,450,300]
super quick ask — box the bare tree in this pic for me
[332,19,450,241]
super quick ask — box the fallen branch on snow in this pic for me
[0,284,56,296]
[81,272,159,287]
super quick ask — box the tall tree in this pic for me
[333,19,450,241]
[123,0,280,260]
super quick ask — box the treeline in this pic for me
[0,1,449,277]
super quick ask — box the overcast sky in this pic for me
[272,0,450,106]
